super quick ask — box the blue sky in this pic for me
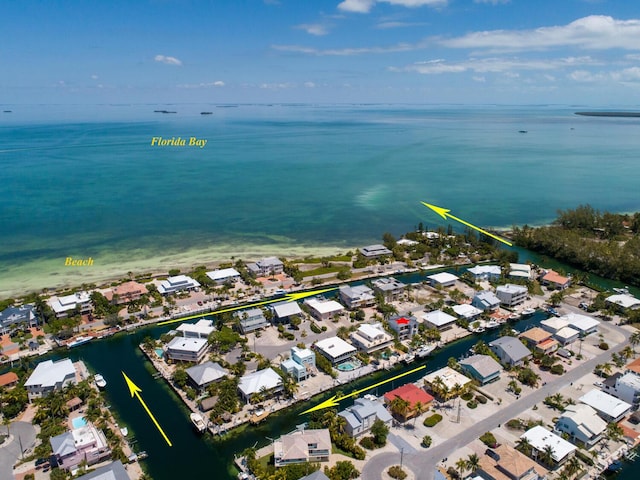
[3,0,640,105]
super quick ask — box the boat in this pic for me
[120,426,128,436]
[67,335,93,348]
[613,287,630,294]
[485,320,501,329]
[190,412,207,433]
[546,307,560,317]
[402,353,415,364]
[522,307,536,316]
[508,312,521,321]
[416,344,436,358]
[94,374,107,389]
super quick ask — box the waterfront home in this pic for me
[423,367,471,398]
[48,292,93,319]
[467,265,502,282]
[75,461,129,480]
[452,304,482,322]
[157,275,200,295]
[0,372,19,389]
[273,429,331,467]
[304,298,344,322]
[397,238,418,246]
[103,281,148,305]
[520,426,576,465]
[561,313,599,335]
[247,257,284,277]
[472,291,501,312]
[459,354,503,385]
[338,397,392,437]
[605,359,640,408]
[0,303,39,334]
[176,319,215,339]
[235,307,269,334]
[206,267,241,284]
[579,389,631,423]
[539,317,568,335]
[186,361,227,393]
[422,310,457,331]
[338,284,376,309]
[489,337,531,367]
[541,269,571,290]
[387,315,418,340]
[272,301,303,324]
[555,404,606,448]
[359,244,392,258]
[605,293,640,312]
[495,284,528,307]
[371,277,405,302]
[426,272,458,288]
[165,337,209,363]
[314,337,356,365]
[518,327,558,353]
[553,326,580,346]
[281,359,307,382]
[508,263,533,281]
[478,444,548,480]
[50,423,111,470]
[291,345,316,372]
[350,323,393,354]
[25,358,77,401]
[383,383,434,420]
[238,368,283,403]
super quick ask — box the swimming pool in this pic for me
[337,359,362,372]
[72,416,87,429]
[155,348,164,358]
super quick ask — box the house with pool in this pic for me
[314,336,357,368]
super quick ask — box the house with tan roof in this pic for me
[273,429,331,467]
[519,327,558,353]
[104,281,148,304]
[350,323,393,353]
[541,269,571,290]
[555,403,606,448]
[478,444,547,480]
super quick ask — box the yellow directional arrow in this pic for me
[421,201,512,247]
[157,287,337,327]
[122,372,173,447]
[301,365,426,415]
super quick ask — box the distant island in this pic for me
[575,111,640,117]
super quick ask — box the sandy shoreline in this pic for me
[0,242,354,299]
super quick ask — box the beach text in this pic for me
[65,257,94,266]
[150,136,208,148]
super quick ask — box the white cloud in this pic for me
[472,76,486,82]
[375,21,428,29]
[295,23,330,36]
[177,81,225,89]
[338,0,446,13]
[259,82,296,89]
[391,56,597,74]
[304,81,316,88]
[338,0,375,13]
[273,39,428,56]
[91,74,99,80]
[154,54,182,66]
[441,15,640,52]
[380,0,447,7]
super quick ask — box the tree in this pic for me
[563,456,581,479]
[389,397,410,421]
[605,422,624,443]
[325,461,360,480]
[371,418,389,446]
[455,458,467,478]
[540,445,555,467]
[630,331,640,355]
[172,368,188,389]
[466,453,480,473]
[516,436,533,457]
[413,401,425,426]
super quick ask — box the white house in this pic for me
[236,308,269,334]
[291,346,316,371]
[305,298,344,322]
[604,372,640,409]
[540,317,569,335]
[359,244,392,258]
[472,291,501,311]
[509,263,533,280]
[452,304,482,321]
[496,284,528,307]
[553,326,580,346]
[338,398,392,437]
[48,292,93,318]
[238,368,283,403]
[562,313,599,335]
[555,404,607,448]
[281,359,308,382]
[579,389,631,422]
[25,358,77,401]
[273,429,331,467]
[206,268,241,284]
[427,272,458,288]
[349,323,393,353]
[314,337,356,365]
[338,284,375,309]
[0,304,39,334]
[467,265,501,281]
[606,294,640,311]
[157,275,200,295]
[422,310,457,331]
[272,301,303,324]
[521,426,576,465]
[247,257,284,276]
[165,337,209,363]
[371,277,405,301]
[176,319,215,339]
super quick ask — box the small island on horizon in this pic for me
[575,111,640,117]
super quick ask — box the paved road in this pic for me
[362,321,632,480]
[0,422,37,480]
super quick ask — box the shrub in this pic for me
[421,435,432,448]
[599,342,609,350]
[447,467,460,479]
[550,364,564,375]
[467,401,478,409]
[423,414,443,427]
[359,436,376,450]
[321,326,327,331]
[282,332,295,341]
[476,395,488,404]
[310,323,322,334]
[506,419,523,429]
[388,466,407,480]
[461,392,473,401]
[479,432,497,447]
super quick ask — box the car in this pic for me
[485,449,500,461]
[197,301,203,306]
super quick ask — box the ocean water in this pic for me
[1,104,639,297]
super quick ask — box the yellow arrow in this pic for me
[301,365,426,415]
[421,201,512,247]
[157,287,338,327]
[122,372,173,447]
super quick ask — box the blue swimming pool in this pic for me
[72,416,87,429]
[155,348,164,358]
[337,360,362,372]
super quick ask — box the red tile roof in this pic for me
[543,270,571,286]
[0,372,19,387]
[627,358,640,375]
[384,383,434,408]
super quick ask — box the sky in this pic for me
[2,0,640,105]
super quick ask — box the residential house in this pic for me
[605,294,640,312]
[555,404,606,448]
[387,315,418,340]
[350,323,393,353]
[539,317,568,335]
[496,284,528,308]
[518,328,559,354]
[247,257,284,277]
[0,304,39,334]
[305,298,344,322]
[185,361,227,392]
[459,354,503,385]
[509,263,533,281]
[383,383,434,420]
[553,326,580,346]
[75,461,129,480]
[472,291,501,312]
[291,346,316,372]
[427,272,458,288]
[25,358,77,401]
[467,265,502,282]
[478,444,548,480]
[238,368,283,403]
[157,275,200,295]
[274,429,331,467]
[0,372,19,389]
[359,244,392,258]
[338,398,393,437]
[579,389,632,422]
[372,277,405,301]
[423,367,472,397]
[165,337,209,363]
[541,270,571,290]
[561,313,599,336]
[50,423,111,470]
[338,284,375,309]
[206,267,241,285]
[176,319,215,339]
[103,281,148,305]
[489,337,531,367]
[521,426,576,465]
[452,304,482,322]
[235,308,269,334]
[281,359,307,382]
[298,472,331,480]
[314,337,356,365]
[48,292,92,319]
[422,310,457,331]
[272,301,303,324]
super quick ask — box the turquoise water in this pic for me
[337,359,361,371]
[1,104,639,297]
[154,348,164,358]
[71,416,87,429]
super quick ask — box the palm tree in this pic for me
[516,437,533,457]
[413,401,425,426]
[622,345,634,360]
[466,453,480,473]
[389,397,410,421]
[563,456,581,479]
[605,422,624,443]
[455,458,467,478]
[540,445,556,467]
[630,331,640,355]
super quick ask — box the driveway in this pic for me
[0,422,37,480]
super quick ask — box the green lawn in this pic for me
[301,266,344,277]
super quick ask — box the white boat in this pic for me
[94,374,107,389]
[416,344,436,358]
[402,353,415,364]
[67,335,93,348]
[190,412,207,433]
[485,320,501,329]
[508,312,521,321]
[522,307,536,316]
[120,426,128,436]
